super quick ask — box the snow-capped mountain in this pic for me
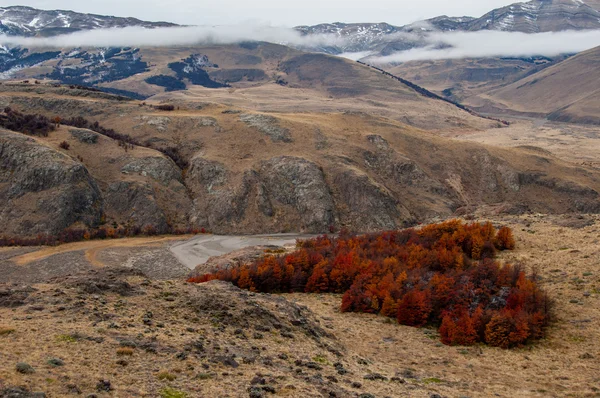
[295,0,600,55]
[465,0,600,32]
[0,6,177,37]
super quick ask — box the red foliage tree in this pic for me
[188,220,550,348]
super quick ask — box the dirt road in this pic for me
[169,234,315,270]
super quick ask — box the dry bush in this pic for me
[116,347,134,356]
[190,220,552,348]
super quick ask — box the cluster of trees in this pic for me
[0,107,56,137]
[189,220,552,348]
[0,225,207,247]
[155,104,176,111]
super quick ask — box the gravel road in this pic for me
[169,234,315,270]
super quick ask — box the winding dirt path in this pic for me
[12,236,192,267]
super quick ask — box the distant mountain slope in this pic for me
[465,0,600,32]
[387,55,565,103]
[468,45,600,123]
[0,6,177,36]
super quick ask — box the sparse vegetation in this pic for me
[157,371,177,381]
[117,347,134,356]
[56,334,78,343]
[190,220,553,348]
[59,140,70,150]
[160,387,188,398]
[0,327,15,336]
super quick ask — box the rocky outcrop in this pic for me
[240,114,293,143]
[121,156,183,186]
[185,156,334,233]
[0,129,102,236]
[332,167,410,230]
[69,128,99,144]
[185,156,249,228]
[104,181,169,233]
[260,156,335,232]
[364,135,451,195]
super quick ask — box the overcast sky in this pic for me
[12,0,519,26]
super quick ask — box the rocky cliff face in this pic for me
[0,129,102,235]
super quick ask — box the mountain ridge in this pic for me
[0,5,177,37]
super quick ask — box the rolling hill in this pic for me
[0,81,599,238]
[467,45,600,123]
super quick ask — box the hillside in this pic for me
[0,82,599,238]
[0,214,599,397]
[467,45,600,123]
[0,43,497,131]
[388,56,563,102]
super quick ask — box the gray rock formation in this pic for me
[69,128,99,144]
[332,167,408,231]
[240,114,293,143]
[105,181,169,233]
[0,129,102,236]
[260,156,335,231]
[121,156,183,186]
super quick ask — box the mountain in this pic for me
[467,45,600,123]
[465,0,600,33]
[0,5,177,36]
[295,0,600,56]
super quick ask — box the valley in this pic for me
[1,1,600,397]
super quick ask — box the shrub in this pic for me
[155,104,175,111]
[0,327,15,336]
[59,141,70,150]
[0,107,55,136]
[496,226,516,250]
[116,347,134,356]
[61,116,141,147]
[0,225,207,248]
[189,220,552,348]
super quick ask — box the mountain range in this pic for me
[3,0,600,55]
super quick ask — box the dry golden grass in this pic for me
[116,347,134,356]
[0,214,598,397]
[0,326,16,336]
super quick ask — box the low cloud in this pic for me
[369,30,600,63]
[2,24,599,63]
[0,24,346,48]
